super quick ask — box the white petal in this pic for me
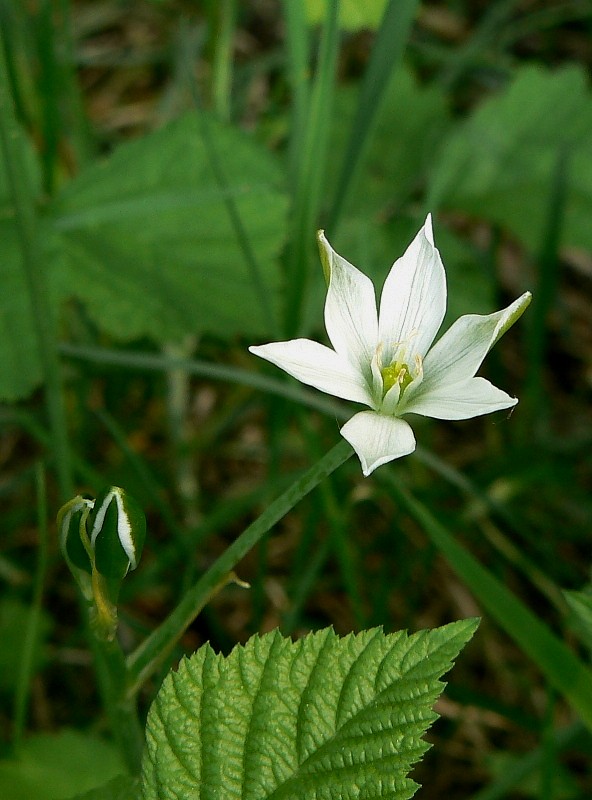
[409,292,532,400]
[319,232,379,372]
[378,214,446,362]
[403,377,518,420]
[340,411,416,476]
[249,340,373,405]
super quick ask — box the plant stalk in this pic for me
[89,627,145,774]
[127,439,353,688]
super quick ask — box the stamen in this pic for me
[381,362,413,394]
[414,353,423,382]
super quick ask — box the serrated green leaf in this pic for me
[0,730,123,800]
[48,113,287,342]
[429,65,592,252]
[142,620,478,799]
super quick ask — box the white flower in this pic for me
[250,216,531,476]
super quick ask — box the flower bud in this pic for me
[87,487,146,580]
[58,496,94,574]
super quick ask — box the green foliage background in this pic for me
[1,1,591,798]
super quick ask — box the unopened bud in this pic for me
[58,496,94,574]
[88,487,146,580]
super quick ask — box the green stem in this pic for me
[59,342,343,418]
[283,0,340,337]
[13,464,49,751]
[163,338,201,528]
[300,411,366,626]
[127,439,353,688]
[525,145,569,428]
[89,628,144,775]
[328,0,419,232]
[211,0,236,122]
[282,0,310,188]
[0,37,73,500]
[35,0,60,194]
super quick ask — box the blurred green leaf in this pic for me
[0,597,51,692]
[329,67,451,218]
[429,65,592,252]
[48,113,288,342]
[305,0,388,30]
[484,751,579,799]
[0,730,123,800]
[67,775,140,800]
[142,620,477,799]
[302,67,465,332]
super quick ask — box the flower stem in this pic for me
[127,439,353,689]
[13,464,50,751]
[89,627,144,774]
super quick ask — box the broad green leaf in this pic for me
[142,620,478,799]
[305,0,388,30]
[48,113,287,342]
[428,65,592,252]
[0,730,123,800]
[67,775,140,800]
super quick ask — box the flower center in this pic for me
[381,361,413,395]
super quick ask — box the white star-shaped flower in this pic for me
[250,215,531,476]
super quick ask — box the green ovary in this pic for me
[381,361,413,395]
